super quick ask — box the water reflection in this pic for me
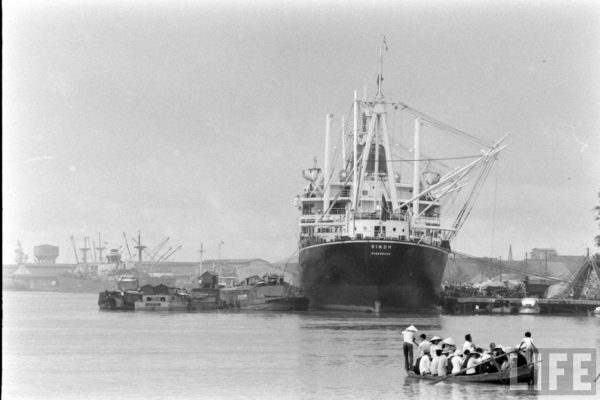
[400,375,540,400]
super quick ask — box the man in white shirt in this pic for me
[451,350,463,374]
[430,348,442,376]
[466,353,482,375]
[518,331,537,364]
[419,353,432,375]
[417,334,431,357]
[437,349,449,376]
[463,333,475,353]
[426,336,442,373]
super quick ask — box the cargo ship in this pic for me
[296,43,506,312]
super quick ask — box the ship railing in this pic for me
[302,207,346,216]
[414,216,441,226]
[353,211,407,221]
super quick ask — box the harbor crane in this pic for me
[122,232,133,261]
[157,245,182,263]
[150,237,170,260]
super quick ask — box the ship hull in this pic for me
[298,240,448,312]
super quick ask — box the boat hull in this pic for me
[298,240,448,312]
[518,307,540,314]
[407,365,534,384]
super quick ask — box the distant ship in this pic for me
[296,43,506,312]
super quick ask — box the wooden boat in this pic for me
[519,298,541,314]
[407,365,534,384]
[219,274,309,311]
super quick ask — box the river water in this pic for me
[2,291,599,400]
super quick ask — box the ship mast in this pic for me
[376,36,387,99]
[323,114,332,212]
[412,118,422,224]
[133,231,146,265]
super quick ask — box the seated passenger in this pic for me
[451,350,464,374]
[418,334,431,357]
[430,349,442,376]
[419,353,432,376]
[460,349,471,370]
[466,353,482,375]
[437,349,449,377]
[474,348,486,373]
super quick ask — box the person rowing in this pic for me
[401,325,418,372]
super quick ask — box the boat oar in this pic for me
[430,349,518,385]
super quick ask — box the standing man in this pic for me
[401,325,418,372]
[518,331,538,364]
[463,333,475,353]
[417,333,431,357]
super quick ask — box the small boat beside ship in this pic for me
[519,298,541,314]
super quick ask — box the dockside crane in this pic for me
[157,245,182,263]
[156,247,172,263]
[150,237,170,260]
[70,235,80,264]
[122,232,133,262]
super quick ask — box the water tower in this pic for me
[34,244,59,264]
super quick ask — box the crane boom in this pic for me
[123,232,133,261]
[70,235,80,264]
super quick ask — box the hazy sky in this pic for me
[3,0,599,264]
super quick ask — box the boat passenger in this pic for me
[474,348,486,373]
[419,353,432,376]
[451,350,464,374]
[518,331,538,364]
[441,337,456,353]
[401,325,418,372]
[429,336,443,367]
[466,353,482,375]
[483,343,502,373]
[460,349,472,370]
[430,348,442,376]
[417,334,431,357]
[463,333,475,353]
[437,349,449,377]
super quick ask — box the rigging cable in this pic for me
[489,157,499,261]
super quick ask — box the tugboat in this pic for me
[296,41,507,312]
